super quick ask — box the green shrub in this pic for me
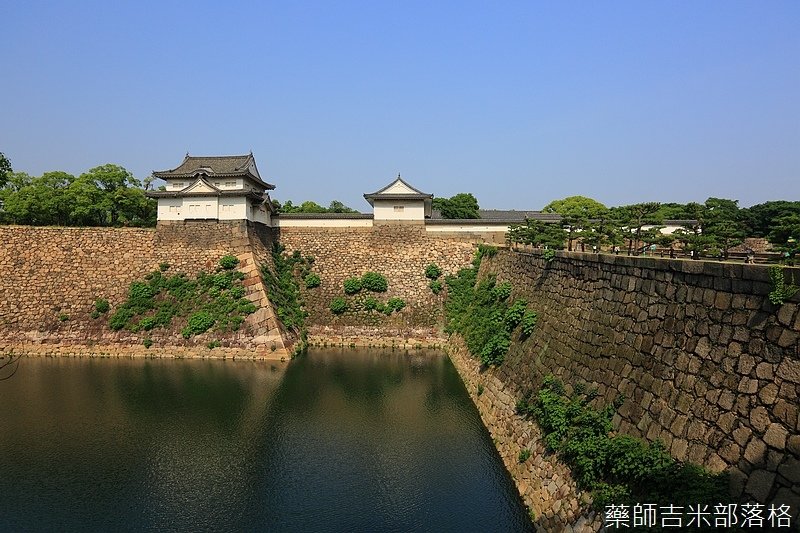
[138,317,156,331]
[212,272,234,290]
[159,262,170,272]
[769,266,799,305]
[521,311,538,338]
[91,310,101,319]
[58,313,69,322]
[492,281,512,301]
[518,448,532,463]
[219,255,239,270]
[543,249,556,262]
[429,280,442,294]
[94,298,110,314]
[238,302,257,315]
[363,296,379,311]
[385,297,406,313]
[207,340,221,349]
[480,331,510,366]
[304,273,321,289]
[425,263,442,280]
[504,299,527,330]
[229,286,245,299]
[330,297,348,315]
[142,338,153,349]
[524,375,728,509]
[361,271,388,292]
[477,383,484,396]
[182,311,215,338]
[343,277,362,295]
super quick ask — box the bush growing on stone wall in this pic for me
[261,244,309,339]
[520,310,538,338]
[94,298,110,314]
[768,265,799,305]
[504,299,527,330]
[304,273,321,289]
[361,272,388,292]
[363,296,379,311]
[182,311,215,338]
[218,255,239,270]
[492,281,512,301]
[518,448,531,463]
[444,247,535,367]
[142,338,152,348]
[429,280,442,294]
[159,262,170,272]
[108,254,256,337]
[385,297,405,313]
[330,297,348,315]
[425,263,442,280]
[542,249,556,262]
[517,375,728,509]
[343,277,362,295]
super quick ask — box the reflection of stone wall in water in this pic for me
[0,222,289,352]
[454,249,800,524]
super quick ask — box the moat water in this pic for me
[0,349,530,531]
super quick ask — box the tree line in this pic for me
[0,153,156,227]
[507,195,800,260]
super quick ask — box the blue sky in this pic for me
[1,1,798,210]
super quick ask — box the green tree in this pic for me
[543,196,607,251]
[767,214,800,260]
[702,198,745,258]
[741,201,800,237]
[610,202,662,255]
[507,219,567,249]
[432,193,480,219]
[0,152,12,189]
[327,200,358,213]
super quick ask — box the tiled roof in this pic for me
[152,153,274,190]
[364,175,433,200]
[430,209,561,222]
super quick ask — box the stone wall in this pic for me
[277,225,476,341]
[469,249,800,519]
[0,222,291,354]
[448,336,602,532]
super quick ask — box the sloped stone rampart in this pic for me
[471,250,800,520]
[0,222,290,354]
[448,336,602,532]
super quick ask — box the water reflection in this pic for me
[0,351,530,532]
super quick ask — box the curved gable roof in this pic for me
[153,153,274,190]
[363,175,432,205]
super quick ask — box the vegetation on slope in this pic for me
[517,376,728,512]
[107,255,256,340]
[261,244,311,350]
[444,244,538,366]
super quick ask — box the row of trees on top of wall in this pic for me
[507,195,800,261]
[0,153,156,227]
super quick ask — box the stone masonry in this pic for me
[0,222,291,354]
[475,249,800,520]
[277,225,476,342]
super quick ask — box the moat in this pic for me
[0,350,531,531]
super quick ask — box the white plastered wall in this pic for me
[373,199,426,221]
[274,218,373,228]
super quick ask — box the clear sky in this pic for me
[1,1,798,210]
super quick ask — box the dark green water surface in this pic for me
[0,349,531,532]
